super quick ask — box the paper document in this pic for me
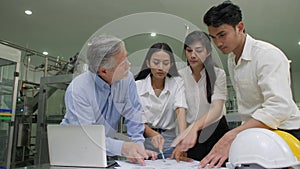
[116,159,199,169]
[116,159,227,169]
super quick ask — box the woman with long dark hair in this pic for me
[135,42,187,158]
[171,31,229,163]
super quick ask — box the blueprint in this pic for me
[116,159,199,169]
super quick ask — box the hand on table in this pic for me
[199,131,236,169]
[122,142,157,166]
[172,123,199,151]
[168,146,193,162]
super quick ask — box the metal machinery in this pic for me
[0,40,76,169]
[0,44,21,169]
[35,74,73,165]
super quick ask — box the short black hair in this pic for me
[203,1,242,28]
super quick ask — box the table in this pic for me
[14,162,118,169]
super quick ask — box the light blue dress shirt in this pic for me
[61,71,145,156]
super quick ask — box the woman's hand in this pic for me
[151,134,165,152]
[169,146,193,162]
[172,123,199,151]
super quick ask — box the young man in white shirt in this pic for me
[197,2,300,168]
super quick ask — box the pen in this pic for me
[160,151,166,162]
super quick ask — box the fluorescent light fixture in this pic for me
[42,51,48,55]
[25,10,32,15]
[150,32,156,37]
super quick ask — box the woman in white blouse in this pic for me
[135,42,187,158]
[170,31,229,162]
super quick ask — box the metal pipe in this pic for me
[44,58,48,77]
[0,39,67,64]
[25,56,30,81]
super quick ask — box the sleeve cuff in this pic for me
[212,94,227,101]
[252,110,280,129]
[105,137,124,156]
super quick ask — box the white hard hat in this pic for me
[226,128,300,169]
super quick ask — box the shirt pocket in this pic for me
[237,80,260,102]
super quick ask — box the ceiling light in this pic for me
[298,41,300,46]
[25,10,32,15]
[42,51,48,55]
[150,32,156,37]
[185,24,190,30]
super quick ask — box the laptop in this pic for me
[47,125,115,168]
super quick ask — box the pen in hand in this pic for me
[160,151,166,162]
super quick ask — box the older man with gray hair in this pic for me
[61,35,157,165]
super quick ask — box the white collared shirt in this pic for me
[135,75,187,130]
[228,34,300,129]
[179,66,227,124]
